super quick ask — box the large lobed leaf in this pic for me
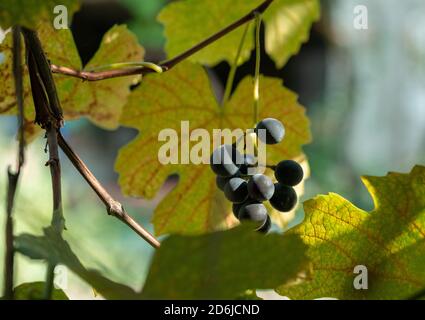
[0,23,144,139]
[278,165,425,299]
[116,61,311,236]
[142,225,308,299]
[0,0,80,29]
[158,0,320,68]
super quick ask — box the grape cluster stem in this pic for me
[57,133,160,249]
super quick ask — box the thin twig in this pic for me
[15,30,25,169]
[23,28,65,300]
[4,171,18,300]
[23,29,65,232]
[3,26,25,300]
[46,127,65,232]
[41,88,62,302]
[57,132,160,249]
[50,64,155,81]
[253,12,262,126]
[43,126,63,300]
[43,263,55,299]
[50,0,274,81]
[22,28,63,126]
[222,23,250,107]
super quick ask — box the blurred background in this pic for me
[0,0,424,299]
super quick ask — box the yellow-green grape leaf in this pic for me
[0,31,40,138]
[0,0,80,29]
[158,0,320,67]
[0,31,22,116]
[116,61,311,236]
[73,24,145,129]
[0,23,144,138]
[158,0,256,67]
[15,227,139,300]
[12,282,68,300]
[142,225,308,299]
[278,165,425,299]
[263,0,320,68]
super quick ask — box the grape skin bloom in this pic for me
[255,118,285,145]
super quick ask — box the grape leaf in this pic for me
[0,0,80,29]
[0,23,144,138]
[116,61,311,236]
[15,227,139,300]
[11,282,68,300]
[141,225,308,299]
[278,165,425,299]
[0,29,37,136]
[263,0,320,67]
[158,0,320,67]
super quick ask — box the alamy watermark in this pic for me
[54,265,68,291]
[354,5,368,30]
[353,265,368,290]
[53,5,69,29]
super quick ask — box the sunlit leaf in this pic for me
[278,165,425,299]
[263,0,320,67]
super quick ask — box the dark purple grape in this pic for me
[216,176,230,191]
[270,183,297,212]
[238,203,268,229]
[224,178,248,203]
[232,198,256,218]
[275,160,304,186]
[239,154,256,175]
[257,215,271,233]
[255,118,285,145]
[247,174,275,202]
[210,144,243,177]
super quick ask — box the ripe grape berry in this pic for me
[257,215,271,233]
[275,160,304,186]
[239,154,256,175]
[247,174,275,202]
[270,183,297,212]
[210,144,242,177]
[224,177,248,203]
[232,202,243,219]
[255,118,285,145]
[238,203,268,230]
[232,198,256,218]
[216,176,230,191]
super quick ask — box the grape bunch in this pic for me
[210,118,304,233]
